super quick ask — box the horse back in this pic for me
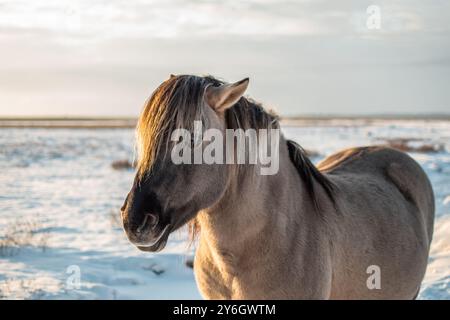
[317,146,435,299]
[318,146,434,234]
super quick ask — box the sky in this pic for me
[0,0,449,117]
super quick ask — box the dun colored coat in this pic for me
[121,75,434,299]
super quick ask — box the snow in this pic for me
[0,120,449,299]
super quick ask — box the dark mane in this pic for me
[211,75,336,210]
[286,140,336,210]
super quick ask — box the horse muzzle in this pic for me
[123,212,172,252]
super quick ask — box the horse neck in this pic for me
[196,136,317,259]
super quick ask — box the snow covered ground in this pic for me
[0,119,449,299]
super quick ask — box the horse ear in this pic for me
[169,74,176,79]
[205,78,249,113]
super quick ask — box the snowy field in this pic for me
[0,119,449,299]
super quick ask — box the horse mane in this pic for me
[286,140,336,211]
[221,77,336,210]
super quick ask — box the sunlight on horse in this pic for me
[121,75,434,299]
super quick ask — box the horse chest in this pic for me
[194,258,234,299]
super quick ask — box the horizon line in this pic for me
[0,113,449,129]
[0,113,449,121]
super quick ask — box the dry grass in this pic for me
[379,138,444,153]
[111,159,136,170]
[0,219,50,257]
[0,278,59,300]
[0,279,26,299]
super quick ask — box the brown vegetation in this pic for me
[111,159,136,170]
[379,138,444,153]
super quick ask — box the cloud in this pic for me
[0,0,449,116]
[0,0,448,41]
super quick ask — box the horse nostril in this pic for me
[136,213,159,234]
[147,213,159,228]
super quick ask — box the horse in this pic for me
[121,75,434,299]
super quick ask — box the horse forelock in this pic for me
[135,75,279,179]
[136,75,207,178]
